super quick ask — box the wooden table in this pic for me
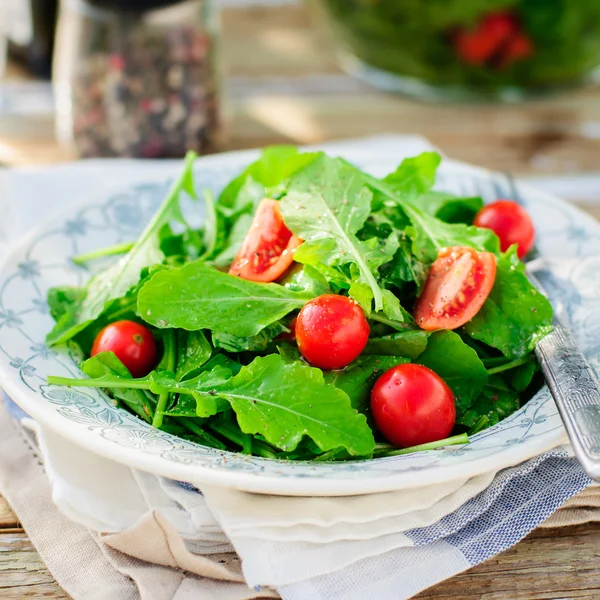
[2,3,600,599]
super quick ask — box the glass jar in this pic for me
[54,0,222,158]
[312,0,600,101]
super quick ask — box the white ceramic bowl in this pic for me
[1,146,598,496]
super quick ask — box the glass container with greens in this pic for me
[312,0,600,101]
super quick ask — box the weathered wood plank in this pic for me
[0,521,599,599]
[0,495,19,529]
[0,532,70,598]
[416,523,600,598]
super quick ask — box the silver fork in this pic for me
[455,172,600,481]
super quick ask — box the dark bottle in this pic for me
[6,0,59,78]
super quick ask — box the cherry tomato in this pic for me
[91,320,157,378]
[500,34,534,68]
[296,295,370,370]
[473,200,535,258]
[229,198,301,283]
[371,363,456,448]
[413,246,496,331]
[454,12,517,66]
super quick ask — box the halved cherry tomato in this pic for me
[371,363,455,448]
[91,320,157,378]
[454,12,517,66]
[413,246,496,331]
[473,200,535,258]
[296,295,370,370]
[229,198,301,283]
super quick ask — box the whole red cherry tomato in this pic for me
[414,246,496,331]
[91,320,157,378]
[454,12,517,66]
[296,295,370,370]
[370,363,455,448]
[473,200,535,258]
[453,11,533,69]
[229,198,301,282]
[500,34,534,69]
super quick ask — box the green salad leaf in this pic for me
[413,192,484,224]
[50,354,375,456]
[456,376,520,429]
[403,203,500,263]
[417,330,488,413]
[218,145,319,210]
[205,355,375,455]
[383,152,441,198]
[281,156,396,312]
[464,247,554,359]
[324,355,409,413]
[364,330,429,359]
[176,330,212,381]
[138,262,312,336]
[80,352,153,423]
[45,145,554,461]
[47,152,198,346]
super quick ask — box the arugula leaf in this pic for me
[280,264,331,296]
[415,191,483,224]
[281,156,395,312]
[364,329,429,359]
[205,355,375,455]
[456,376,520,429]
[50,354,375,455]
[507,358,539,393]
[324,355,409,413]
[212,213,252,269]
[212,322,287,353]
[176,330,212,381]
[416,330,488,413]
[382,152,441,198]
[47,152,198,346]
[403,203,500,263]
[379,235,428,295]
[80,352,153,422]
[47,286,85,322]
[218,146,319,210]
[292,241,352,291]
[464,247,554,359]
[138,262,313,336]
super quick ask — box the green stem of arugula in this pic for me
[71,241,135,265]
[373,433,469,457]
[369,313,412,330]
[486,356,532,376]
[467,415,490,436]
[173,417,227,450]
[47,376,151,389]
[153,330,177,428]
[209,421,277,459]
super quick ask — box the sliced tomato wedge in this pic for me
[229,198,301,282]
[414,246,496,331]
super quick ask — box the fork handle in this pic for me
[535,324,600,480]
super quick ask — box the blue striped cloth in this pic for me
[279,451,591,600]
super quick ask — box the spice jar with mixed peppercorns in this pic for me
[53,0,222,158]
